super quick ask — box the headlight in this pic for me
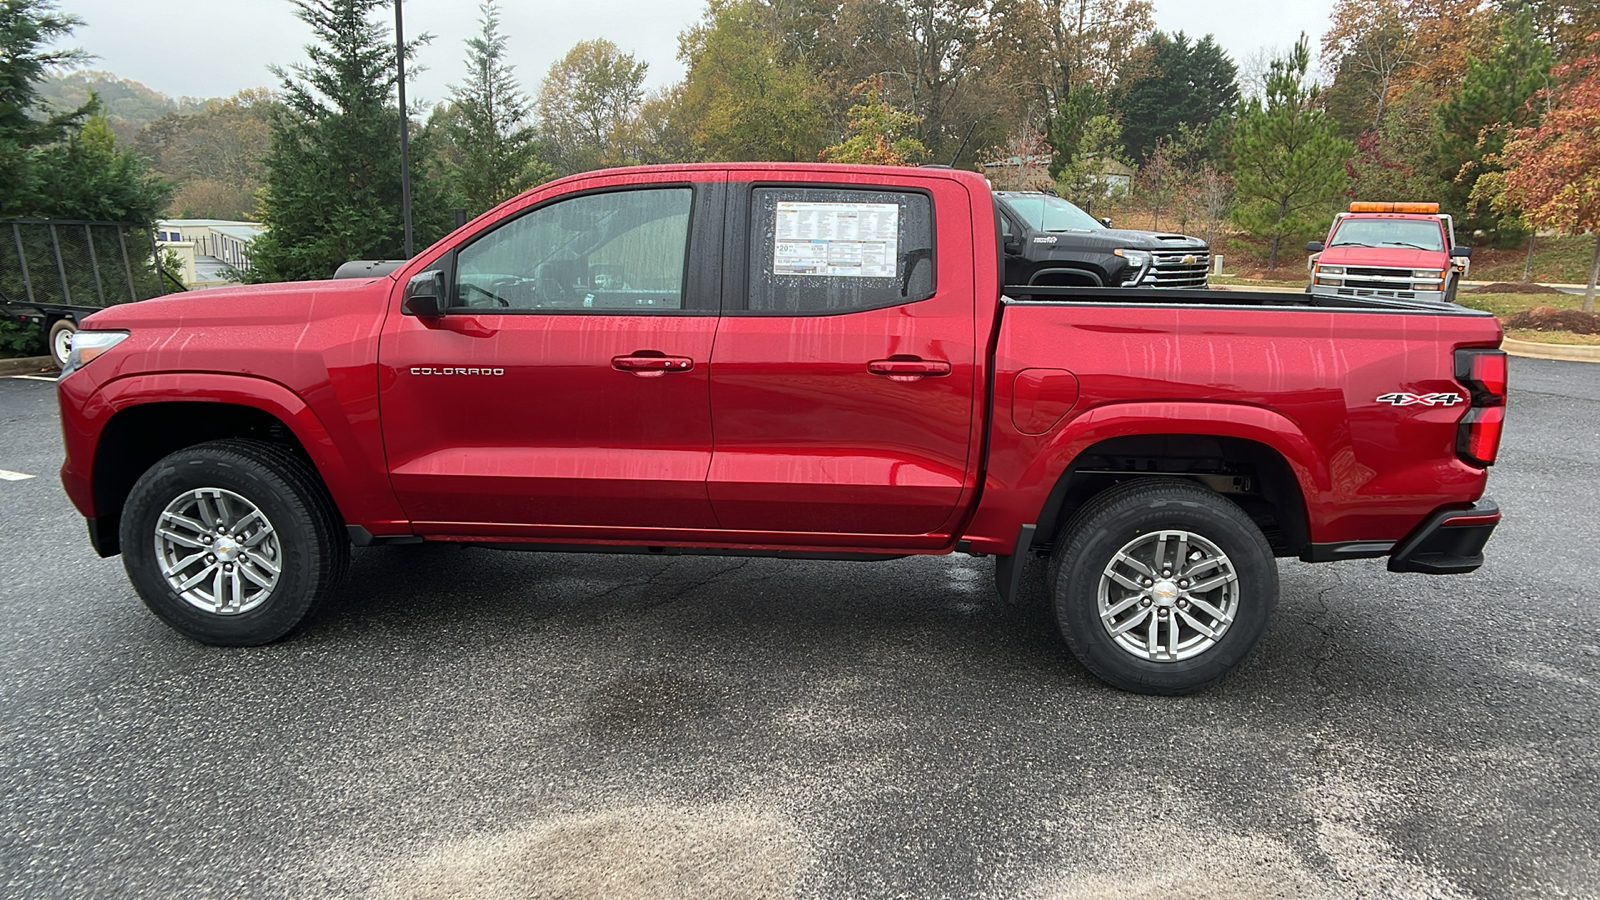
[1113,248,1152,266]
[60,330,128,378]
[1413,269,1444,279]
[1315,265,1345,275]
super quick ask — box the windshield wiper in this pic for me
[1379,241,1434,250]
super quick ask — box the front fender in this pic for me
[71,372,407,531]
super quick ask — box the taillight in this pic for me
[1454,348,1507,467]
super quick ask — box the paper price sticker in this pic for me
[773,201,899,278]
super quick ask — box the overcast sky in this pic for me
[59,0,1332,106]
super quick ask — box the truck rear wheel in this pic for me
[119,439,348,646]
[48,319,76,369]
[1049,479,1277,694]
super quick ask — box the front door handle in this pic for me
[612,353,694,377]
[868,357,952,382]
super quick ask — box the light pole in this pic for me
[394,0,414,257]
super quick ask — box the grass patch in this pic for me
[1454,291,1585,317]
[1505,328,1600,346]
[1472,235,1596,285]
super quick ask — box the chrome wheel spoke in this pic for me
[1114,552,1156,579]
[1188,572,1237,594]
[178,563,219,592]
[155,487,280,616]
[1103,593,1144,620]
[1186,595,1232,624]
[1108,569,1145,592]
[1178,610,1221,640]
[1108,607,1151,636]
[157,528,206,550]
[237,560,275,589]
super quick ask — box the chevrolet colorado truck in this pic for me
[56,164,1505,694]
[1307,202,1472,304]
[995,191,1211,288]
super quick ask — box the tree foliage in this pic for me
[1231,35,1353,268]
[1053,113,1129,212]
[1439,6,1554,241]
[1115,31,1238,161]
[536,38,646,175]
[136,90,278,220]
[1495,49,1600,310]
[0,0,168,223]
[821,77,929,165]
[442,1,548,215]
[677,1,824,161]
[249,0,449,282]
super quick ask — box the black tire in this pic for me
[119,439,349,646]
[1048,478,1277,694]
[1444,274,1459,304]
[48,318,76,369]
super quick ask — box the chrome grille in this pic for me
[1144,250,1210,287]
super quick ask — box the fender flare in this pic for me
[1025,400,1331,534]
[93,372,365,521]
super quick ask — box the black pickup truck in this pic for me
[996,191,1211,289]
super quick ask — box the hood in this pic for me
[1034,228,1208,252]
[82,276,391,330]
[1317,245,1447,268]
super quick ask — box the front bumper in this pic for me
[1387,499,1500,574]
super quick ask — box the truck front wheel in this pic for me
[1049,479,1277,694]
[119,439,348,646]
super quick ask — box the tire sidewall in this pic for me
[120,451,320,645]
[48,319,76,369]
[1054,491,1277,694]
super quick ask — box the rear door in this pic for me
[379,172,726,535]
[706,174,979,539]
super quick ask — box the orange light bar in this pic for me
[1349,201,1440,214]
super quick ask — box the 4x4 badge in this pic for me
[1377,392,1464,407]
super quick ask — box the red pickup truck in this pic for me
[55,163,1506,694]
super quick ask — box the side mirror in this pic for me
[1003,235,1022,255]
[1451,246,1473,259]
[1306,241,1325,253]
[1099,217,1113,228]
[403,270,446,317]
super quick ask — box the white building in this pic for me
[156,219,264,289]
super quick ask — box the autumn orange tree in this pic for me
[1498,45,1600,312]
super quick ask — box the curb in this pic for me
[0,356,55,376]
[1502,337,1600,363]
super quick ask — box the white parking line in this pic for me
[0,469,36,481]
[5,375,57,382]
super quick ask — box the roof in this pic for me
[160,218,262,228]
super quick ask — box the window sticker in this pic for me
[773,201,899,278]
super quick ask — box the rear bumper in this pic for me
[1387,499,1500,574]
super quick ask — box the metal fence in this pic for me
[0,219,175,313]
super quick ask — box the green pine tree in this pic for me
[443,1,548,216]
[250,0,450,282]
[0,0,168,223]
[1230,35,1353,269]
[1115,31,1239,162]
[1438,7,1554,244]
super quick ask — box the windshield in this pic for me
[1329,218,1445,252]
[1001,194,1105,232]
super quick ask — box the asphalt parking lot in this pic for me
[2,358,1597,899]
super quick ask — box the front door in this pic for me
[379,176,725,535]
[706,178,978,538]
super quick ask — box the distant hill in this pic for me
[36,71,210,144]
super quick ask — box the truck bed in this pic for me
[1003,285,1492,315]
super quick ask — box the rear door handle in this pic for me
[612,354,695,377]
[867,357,951,381]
